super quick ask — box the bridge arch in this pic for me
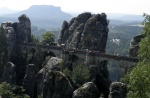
[30,48,36,54]
[43,50,56,59]
[68,54,79,62]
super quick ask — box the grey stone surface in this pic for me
[58,21,69,45]
[58,12,108,52]
[2,62,16,84]
[1,22,16,58]
[17,14,31,43]
[46,57,63,71]
[72,82,100,98]
[129,34,144,58]
[2,14,31,59]
[23,64,36,98]
[36,57,73,98]
[37,70,74,98]
[109,82,127,98]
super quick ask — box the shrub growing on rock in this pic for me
[63,64,90,86]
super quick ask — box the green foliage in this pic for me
[38,95,43,98]
[31,34,39,44]
[121,14,150,98]
[41,31,55,45]
[63,64,89,86]
[106,25,143,55]
[0,82,29,98]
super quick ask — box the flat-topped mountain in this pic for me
[0,5,72,29]
[2,5,72,19]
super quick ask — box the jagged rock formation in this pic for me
[108,82,127,98]
[2,14,31,44]
[58,12,110,98]
[17,14,31,43]
[2,62,16,84]
[89,61,110,98]
[72,82,100,98]
[37,70,74,98]
[23,64,36,98]
[36,57,74,98]
[46,57,63,71]
[129,34,144,58]
[1,14,31,59]
[58,12,109,52]
[1,22,16,58]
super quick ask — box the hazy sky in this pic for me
[0,0,149,15]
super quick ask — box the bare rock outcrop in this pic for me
[46,57,63,71]
[109,82,127,98]
[89,62,110,98]
[1,14,31,59]
[37,70,74,98]
[58,12,109,52]
[2,62,16,84]
[2,14,31,44]
[23,64,36,98]
[17,14,31,43]
[1,22,16,58]
[129,34,144,58]
[36,57,74,98]
[72,82,100,98]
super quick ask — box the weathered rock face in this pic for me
[109,82,127,98]
[58,12,109,52]
[89,61,110,98]
[46,57,63,71]
[129,34,144,58]
[2,14,31,44]
[23,64,36,98]
[1,22,16,58]
[37,70,74,98]
[16,14,31,43]
[58,21,69,44]
[2,62,16,84]
[1,14,31,60]
[36,57,74,98]
[72,82,100,98]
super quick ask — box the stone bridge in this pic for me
[20,43,138,78]
[20,43,138,63]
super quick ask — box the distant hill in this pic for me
[116,14,143,21]
[0,7,20,15]
[69,12,143,26]
[0,6,144,29]
[107,13,143,25]
[0,5,72,30]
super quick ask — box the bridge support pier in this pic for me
[86,53,97,65]
[61,51,69,61]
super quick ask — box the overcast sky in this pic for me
[0,0,149,15]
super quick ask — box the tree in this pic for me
[63,64,89,86]
[0,82,29,98]
[122,14,150,98]
[31,34,39,44]
[41,31,55,45]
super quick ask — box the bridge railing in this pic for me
[20,43,138,62]
[20,43,63,50]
